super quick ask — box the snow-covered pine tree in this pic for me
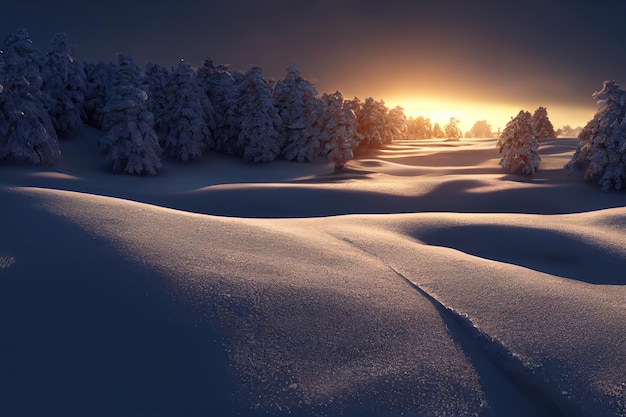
[99,54,161,174]
[228,66,283,162]
[444,117,462,141]
[433,122,445,138]
[469,120,493,138]
[319,91,356,170]
[143,62,172,141]
[497,110,540,175]
[407,116,433,139]
[82,61,113,129]
[566,80,626,190]
[3,28,44,90]
[355,97,392,152]
[160,60,215,161]
[196,59,234,152]
[41,33,86,135]
[0,29,60,164]
[531,106,556,140]
[387,106,409,141]
[272,62,323,162]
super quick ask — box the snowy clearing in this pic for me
[1,131,625,417]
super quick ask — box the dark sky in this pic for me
[3,0,626,130]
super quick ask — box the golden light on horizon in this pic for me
[384,95,597,135]
[384,96,518,133]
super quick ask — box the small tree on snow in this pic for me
[566,80,626,190]
[99,54,161,174]
[497,110,541,175]
[444,117,462,141]
[531,106,556,140]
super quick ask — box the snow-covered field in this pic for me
[1,128,625,417]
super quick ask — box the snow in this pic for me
[1,128,625,416]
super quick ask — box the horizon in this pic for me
[3,2,624,133]
[3,28,596,134]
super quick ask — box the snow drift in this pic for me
[1,132,625,417]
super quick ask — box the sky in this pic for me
[2,0,626,132]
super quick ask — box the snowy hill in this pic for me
[1,131,625,416]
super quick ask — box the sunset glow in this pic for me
[383,95,598,134]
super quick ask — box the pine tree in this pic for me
[433,122,445,138]
[161,61,214,161]
[319,91,356,170]
[0,29,60,164]
[273,62,323,162]
[470,120,492,138]
[143,62,172,141]
[99,54,161,174]
[532,106,556,140]
[566,80,626,190]
[196,59,235,152]
[3,28,44,90]
[355,97,392,152]
[387,106,409,141]
[83,61,113,129]
[497,110,540,175]
[444,117,462,141]
[41,33,86,135]
[228,66,283,162]
[407,116,433,139]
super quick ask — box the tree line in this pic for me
[406,108,562,141]
[1,29,616,189]
[0,29,419,174]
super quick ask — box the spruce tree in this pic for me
[444,117,462,141]
[566,80,626,190]
[161,61,214,161]
[497,110,541,175]
[387,106,409,141]
[273,62,323,162]
[0,29,60,164]
[82,61,112,129]
[319,91,356,170]
[228,66,283,162]
[41,33,86,135]
[196,59,234,152]
[532,106,556,140]
[407,116,433,139]
[355,97,392,152]
[433,122,445,138]
[99,54,161,174]
[143,62,172,141]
